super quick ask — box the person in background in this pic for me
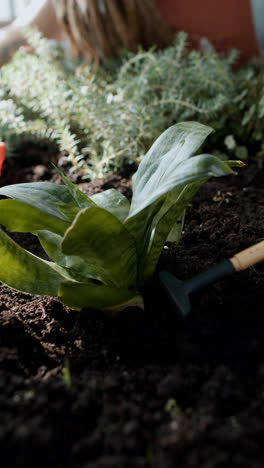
[0,0,264,67]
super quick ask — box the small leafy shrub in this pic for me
[0,29,239,179]
[0,122,238,313]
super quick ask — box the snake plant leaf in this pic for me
[0,199,69,235]
[37,230,100,281]
[0,228,71,296]
[161,161,244,247]
[129,121,213,210]
[0,182,77,221]
[128,147,234,219]
[53,165,95,209]
[140,181,206,281]
[164,191,187,243]
[125,152,234,256]
[166,212,185,242]
[124,201,164,262]
[131,122,213,191]
[59,280,143,313]
[128,122,230,219]
[125,122,234,257]
[61,206,138,287]
[91,189,130,222]
[56,203,80,222]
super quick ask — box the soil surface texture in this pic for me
[1,155,264,468]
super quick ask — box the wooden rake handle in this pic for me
[230,239,264,271]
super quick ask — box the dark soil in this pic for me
[1,155,264,468]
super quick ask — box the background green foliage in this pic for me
[0,29,264,179]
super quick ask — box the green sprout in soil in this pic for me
[0,28,259,180]
[164,398,182,420]
[0,122,242,313]
[62,361,72,390]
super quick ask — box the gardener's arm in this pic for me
[0,0,63,67]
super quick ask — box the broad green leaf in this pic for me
[149,185,192,244]
[166,211,185,242]
[150,187,186,242]
[125,152,233,256]
[56,203,80,222]
[0,228,71,296]
[124,199,164,258]
[126,188,186,265]
[37,230,100,281]
[0,199,69,235]
[128,148,234,218]
[59,280,143,313]
[62,206,138,287]
[130,121,214,215]
[0,182,77,221]
[54,165,95,208]
[125,122,228,252]
[141,181,205,281]
[162,160,244,245]
[91,189,130,222]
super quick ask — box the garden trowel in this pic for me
[160,239,264,318]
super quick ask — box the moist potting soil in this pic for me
[1,158,264,468]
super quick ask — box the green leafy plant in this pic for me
[0,122,239,313]
[0,29,238,179]
[1,28,264,179]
